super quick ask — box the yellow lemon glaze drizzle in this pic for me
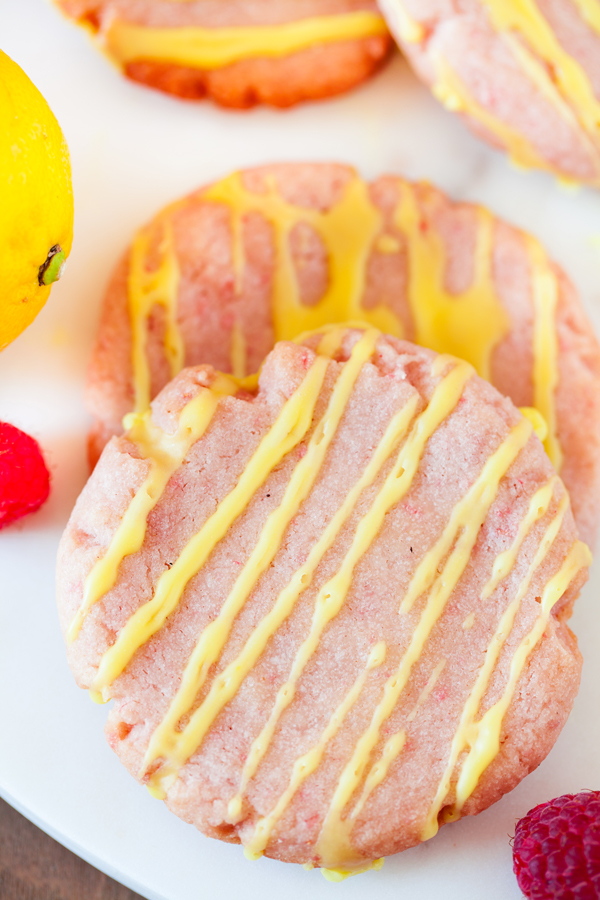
[103,12,388,70]
[145,356,469,801]
[528,237,563,470]
[147,391,420,800]
[400,415,533,616]
[140,328,380,781]
[393,182,510,381]
[481,477,558,601]
[226,360,474,823]
[452,538,592,815]
[66,372,238,643]
[572,0,600,33]
[519,406,548,443]
[204,172,400,342]
[244,641,387,860]
[430,55,556,174]
[480,0,600,158]
[91,350,330,698]
[128,221,184,414]
[314,416,532,869]
[382,1,425,44]
[421,482,565,840]
[124,171,560,480]
[230,319,247,379]
[346,658,447,832]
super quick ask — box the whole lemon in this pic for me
[0,49,74,352]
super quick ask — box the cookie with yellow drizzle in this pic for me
[52,0,391,107]
[379,0,600,186]
[86,163,600,544]
[59,326,590,875]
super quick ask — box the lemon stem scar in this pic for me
[38,244,66,286]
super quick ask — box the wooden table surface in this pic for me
[0,797,147,900]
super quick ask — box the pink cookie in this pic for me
[58,327,589,873]
[379,0,600,185]
[53,0,391,108]
[85,163,600,545]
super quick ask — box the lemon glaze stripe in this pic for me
[243,641,388,861]
[452,538,591,815]
[393,181,510,382]
[421,481,565,840]
[343,658,447,834]
[124,170,561,469]
[128,221,184,415]
[430,55,558,175]
[103,12,389,70]
[528,236,563,469]
[220,358,475,818]
[144,356,472,799]
[66,372,238,643]
[480,0,600,146]
[204,172,399,342]
[314,415,533,869]
[140,328,381,779]
[145,389,421,800]
[393,0,600,181]
[91,348,332,697]
[572,0,600,34]
[77,324,585,871]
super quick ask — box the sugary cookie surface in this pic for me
[86,163,600,544]
[379,0,600,185]
[58,327,589,874]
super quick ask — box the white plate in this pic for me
[1,3,600,899]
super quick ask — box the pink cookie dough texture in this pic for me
[85,163,600,546]
[378,0,600,185]
[58,330,587,869]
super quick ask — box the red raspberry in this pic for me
[0,422,51,528]
[513,791,600,899]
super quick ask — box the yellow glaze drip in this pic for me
[140,328,380,783]
[519,406,548,443]
[91,350,331,698]
[124,172,560,484]
[462,612,476,630]
[204,172,401,342]
[244,641,387,860]
[322,857,385,882]
[481,0,600,151]
[422,481,564,840]
[572,0,600,33]
[229,360,473,827]
[67,373,238,643]
[230,319,247,379]
[394,182,510,382]
[528,237,562,470]
[315,416,531,869]
[128,221,184,414]
[147,390,420,800]
[452,538,591,814]
[400,416,532,616]
[431,55,555,174]
[481,477,559,601]
[347,658,446,834]
[384,1,425,44]
[104,12,388,70]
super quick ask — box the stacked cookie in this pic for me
[57,161,600,875]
